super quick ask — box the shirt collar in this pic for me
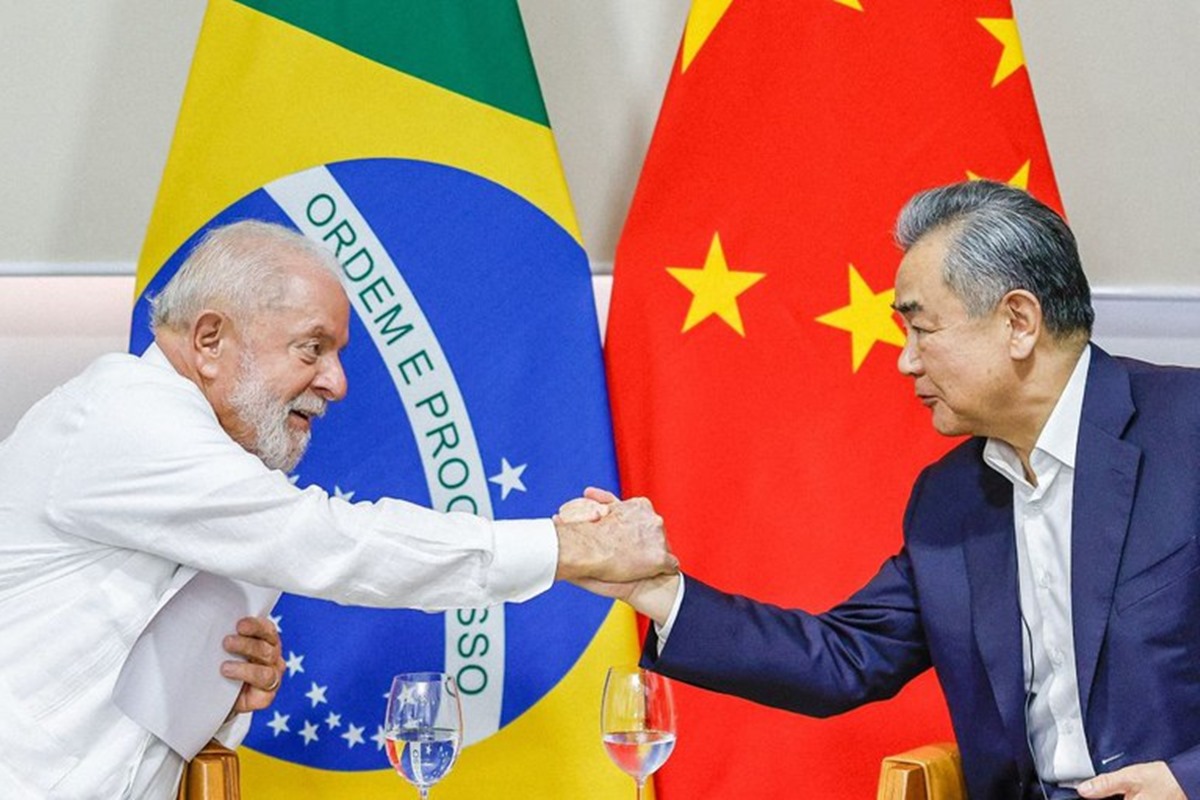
[983,345,1091,486]
[1035,344,1091,470]
[140,342,170,368]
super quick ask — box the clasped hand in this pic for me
[553,487,677,585]
[555,488,681,625]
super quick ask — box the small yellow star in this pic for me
[682,0,734,72]
[978,17,1026,87]
[967,159,1031,190]
[666,233,765,336]
[815,264,906,372]
[833,0,864,10]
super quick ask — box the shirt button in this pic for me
[1051,650,1065,666]
[1039,572,1051,588]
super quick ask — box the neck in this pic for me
[154,330,201,384]
[998,340,1088,479]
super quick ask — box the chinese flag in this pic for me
[605,1,1061,797]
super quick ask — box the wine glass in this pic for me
[600,666,677,799]
[383,672,464,799]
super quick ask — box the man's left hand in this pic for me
[1077,761,1185,799]
[222,615,285,717]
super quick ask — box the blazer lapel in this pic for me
[964,464,1032,774]
[1072,346,1140,721]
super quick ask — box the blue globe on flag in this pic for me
[130,157,618,772]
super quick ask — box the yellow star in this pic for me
[966,159,1031,190]
[815,264,906,372]
[682,0,734,72]
[978,17,1026,87]
[833,0,864,10]
[666,233,765,336]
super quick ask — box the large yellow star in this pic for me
[682,0,734,72]
[978,17,1026,87]
[833,0,864,11]
[666,233,765,336]
[815,264,906,372]
[967,159,1031,190]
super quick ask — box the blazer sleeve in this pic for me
[641,549,932,718]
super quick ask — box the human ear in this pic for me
[191,310,230,380]
[1002,290,1042,360]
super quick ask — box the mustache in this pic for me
[288,393,328,419]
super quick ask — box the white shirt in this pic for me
[0,345,557,798]
[983,346,1093,785]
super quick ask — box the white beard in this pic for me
[228,353,326,473]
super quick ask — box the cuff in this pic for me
[487,518,558,604]
[214,712,251,749]
[654,574,687,655]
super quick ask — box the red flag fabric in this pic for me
[605,1,1061,797]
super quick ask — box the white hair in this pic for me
[149,220,341,335]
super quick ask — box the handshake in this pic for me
[551,488,682,624]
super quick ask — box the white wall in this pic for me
[1013,0,1200,289]
[0,277,133,438]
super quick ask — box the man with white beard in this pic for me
[0,220,676,798]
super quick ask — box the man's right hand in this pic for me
[553,489,678,587]
[554,488,681,625]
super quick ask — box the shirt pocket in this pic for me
[1114,536,1200,614]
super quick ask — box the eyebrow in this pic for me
[310,325,350,350]
[891,300,922,315]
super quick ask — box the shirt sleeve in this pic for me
[213,714,251,749]
[43,360,557,610]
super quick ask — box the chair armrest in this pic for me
[877,742,965,800]
[177,739,241,800]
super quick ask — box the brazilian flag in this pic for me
[134,1,641,796]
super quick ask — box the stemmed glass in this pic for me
[600,666,677,799]
[383,672,464,799]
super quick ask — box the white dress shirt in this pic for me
[983,346,1093,785]
[0,345,557,798]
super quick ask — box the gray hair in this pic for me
[150,220,341,334]
[894,180,1094,337]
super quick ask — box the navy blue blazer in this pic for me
[644,345,1200,799]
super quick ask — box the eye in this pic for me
[297,341,322,360]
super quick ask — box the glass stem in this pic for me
[636,778,645,800]
[419,788,430,800]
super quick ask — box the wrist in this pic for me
[628,573,681,625]
[553,519,593,582]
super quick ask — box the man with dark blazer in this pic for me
[571,181,1198,799]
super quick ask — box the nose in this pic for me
[897,332,922,377]
[313,354,348,401]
